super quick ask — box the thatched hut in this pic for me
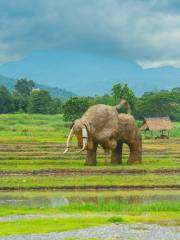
[140,117,173,138]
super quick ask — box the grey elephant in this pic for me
[64,100,142,165]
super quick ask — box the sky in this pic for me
[1,0,180,68]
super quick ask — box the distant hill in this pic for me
[0,50,180,96]
[0,74,76,100]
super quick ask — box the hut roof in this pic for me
[140,117,173,131]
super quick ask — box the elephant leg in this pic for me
[128,139,142,164]
[111,142,123,164]
[85,146,97,166]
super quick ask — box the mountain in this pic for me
[0,50,180,96]
[0,74,76,100]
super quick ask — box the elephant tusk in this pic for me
[64,128,74,154]
[78,139,87,153]
[78,127,88,152]
[63,147,69,154]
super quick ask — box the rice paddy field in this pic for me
[0,114,179,238]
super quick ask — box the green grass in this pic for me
[0,217,108,236]
[0,214,179,236]
[0,114,69,142]
[0,174,179,188]
[58,201,180,214]
[0,155,179,171]
[0,201,179,217]
[0,114,179,142]
[171,122,180,138]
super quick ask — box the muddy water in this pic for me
[0,191,180,207]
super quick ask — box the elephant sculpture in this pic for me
[64,100,142,165]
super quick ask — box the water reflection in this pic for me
[0,193,179,207]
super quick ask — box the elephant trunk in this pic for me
[63,128,74,153]
[79,126,88,152]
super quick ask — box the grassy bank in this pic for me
[0,216,108,236]
[0,201,179,217]
[0,213,179,236]
[0,174,179,189]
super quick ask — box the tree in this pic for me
[0,86,14,113]
[63,97,91,121]
[28,90,52,114]
[111,83,123,101]
[48,97,63,114]
[93,95,116,106]
[172,87,180,93]
[15,79,35,96]
[111,83,136,110]
[13,93,29,113]
[135,90,180,121]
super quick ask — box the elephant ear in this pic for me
[84,121,95,135]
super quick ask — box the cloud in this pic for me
[1,0,180,67]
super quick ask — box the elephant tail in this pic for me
[115,99,131,114]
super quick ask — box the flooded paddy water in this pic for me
[0,190,180,208]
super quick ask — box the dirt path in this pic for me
[0,184,180,191]
[0,168,180,177]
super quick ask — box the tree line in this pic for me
[63,84,180,121]
[0,79,179,121]
[0,79,62,114]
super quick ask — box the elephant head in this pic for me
[64,119,94,153]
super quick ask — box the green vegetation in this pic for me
[0,174,179,189]
[0,78,179,122]
[1,79,63,115]
[63,96,91,121]
[0,217,108,236]
[135,89,180,121]
[0,213,179,236]
[0,113,68,142]
[0,86,14,113]
[111,83,136,109]
[58,202,180,214]
[63,85,180,121]
[0,198,179,216]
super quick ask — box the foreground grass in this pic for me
[0,214,179,236]
[0,217,108,236]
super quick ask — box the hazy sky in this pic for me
[1,0,180,68]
